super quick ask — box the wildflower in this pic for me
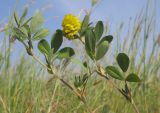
[62,14,81,40]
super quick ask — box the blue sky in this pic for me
[1,0,159,31]
[0,0,160,62]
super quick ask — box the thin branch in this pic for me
[131,99,140,113]
[32,53,49,69]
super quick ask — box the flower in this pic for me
[62,14,81,40]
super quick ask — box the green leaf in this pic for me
[100,35,113,44]
[51,29,63,52]
[117,53,130,72]
[126,73,141,82]
[95,21,104,41]
[96,40,109,60]
[21,17,32,27]
[19,7,28,24]
[38,39,51,55]
[83,61,88,68]
[80,15,90,36]
[105,66,124,80]
[32,28,49,40]
[85,29,96,59]
[14,12,20,26]
[70,58,86,69]
[13,27,27,40]
[23,24,31,38]
[20,27,28,38]
[47,49,56,63]
[30,11,44,33]
[57,47,75,58]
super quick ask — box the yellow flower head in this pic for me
[62,14,81,40]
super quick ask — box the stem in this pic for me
[32,54,49,69]
[97,69,121,91]
[26,48,92,112]
[131,99,140,113]
[50,68,92,113]
[20,40,49,70]
[96,63,140,113]
[31,53,77,95]
[78,37,85,44]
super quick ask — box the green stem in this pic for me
[32,54,49,69]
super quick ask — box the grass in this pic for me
[0,59,159,113]
[0,1,160,113]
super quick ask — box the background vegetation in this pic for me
[0,0,160,113]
